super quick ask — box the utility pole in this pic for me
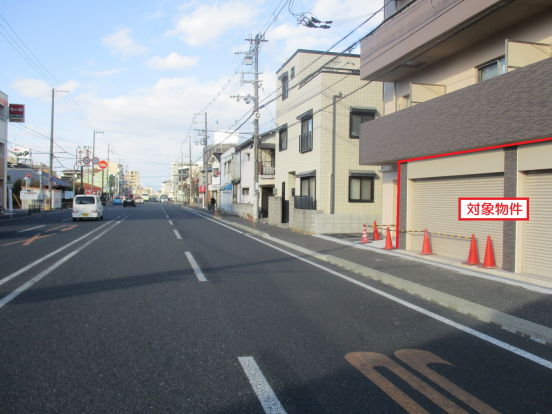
[48,88,67,210]
[90,131,103,195]
[236,34,267,221]
[189,136,192,204]
[203,112,208,209]
[106,144,111,199]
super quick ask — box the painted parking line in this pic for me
[185,252,207,282]
[169,220,173,225]
[238,357,287,414]
[244,234,552,370]
[174,230,182,240]
[17,225,45,233]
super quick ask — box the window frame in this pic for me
[478,56,506,82]
[281,74,289,100]
[279,127,288,152]
[349,111,376,138]
[348,176,375,203]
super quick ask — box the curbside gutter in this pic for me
[191,208,552,347]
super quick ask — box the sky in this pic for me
[1,0,383,189]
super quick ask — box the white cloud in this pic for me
[144,10,166,19]
[167,1,260,47]
[146,53,200,70]
[11,79,80,102]
[102,28,149,60]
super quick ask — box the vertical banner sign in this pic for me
[459,198,529,220]
[8,104,25,123]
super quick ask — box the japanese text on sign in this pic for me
[459,198,529,220]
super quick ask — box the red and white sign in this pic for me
[459,198,529,221]
[199,186,205,193]
[98,160,108,170]
[8,104,25,123]
[83,157,91,164]
[25,173,32,178]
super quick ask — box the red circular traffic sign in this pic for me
[83,157,90,164]
[25,173,32,178]
[98,160,108,170]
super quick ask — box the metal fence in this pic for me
[28,202,41,215]
[294,196,317,210]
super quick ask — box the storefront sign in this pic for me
[459,198,529,220]
[8,104,25,122]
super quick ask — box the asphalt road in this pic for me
[1,203,551,413]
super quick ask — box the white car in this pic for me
[161,196,169,203]
[72,195,104,221]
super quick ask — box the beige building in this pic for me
[271,49,383,233]
[127,170,140,192]
[359,0,552,277]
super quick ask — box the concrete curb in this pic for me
[187,208,552,347]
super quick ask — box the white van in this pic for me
[72,195,104,221]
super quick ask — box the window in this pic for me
[349,176,374,202]
[232,185,237,203]
[299,116,313,153]
[478,57,506,82]
[281,74,289,100]
[350,111,375,138]
[300,176,315,199]
[397,94,410,111]
[242,188,249,196]
[279,127,288,151]
[246,153,250,161]
[290,66,295,79]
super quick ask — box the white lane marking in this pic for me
[238,357,287,414]
[314,234,552,295]
[166,215,169,218]
[169,220,174,225]
[185,252,207,282]
[244,234,552,370]
[0,217,125,310]
[182,207,243,234]
[0,220,115,286]
[17,225,45,233]
[174,230,182,240]
[61,218,73,222]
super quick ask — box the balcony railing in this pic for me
[259,160,275,175]
[299,131,313,153]
[294,196,317,210]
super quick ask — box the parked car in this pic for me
[123,195,136,207]
[72,195,104,221]
[113,196,123,205]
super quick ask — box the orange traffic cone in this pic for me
[383,226,395,250]
[419,229,434,255]
[480,236,496,268]
[372,221,381,241]
[360,223,370,244]
[463,234,480,266]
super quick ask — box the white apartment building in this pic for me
[271,49,383,233]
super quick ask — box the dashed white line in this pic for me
[61,218,73,222]
[169,220,173,225]
[166,215,169,218]
[185,252,207,282]
[238,357,287,414]
[17,225,45,233]
[244,233,552,371]
[174,230,182,240]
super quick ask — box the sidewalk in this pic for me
[184,205,552,346]
[0,207,67,223]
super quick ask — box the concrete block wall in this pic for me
[268,196,282,226]
[221,202,254,219]
[289,207,321,234]
[314,213,382,234]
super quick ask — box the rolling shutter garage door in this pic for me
[412,174,504,267]
[524,172,552,276]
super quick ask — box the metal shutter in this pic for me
[412,174,504,267]
[524,172,552,276]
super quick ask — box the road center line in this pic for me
[169,220,173,225]
[174,230,182,240]
[0,217,126,311]
[185,252,207,282]
[0,220,116,286]
[182,207,243,234]
[166,215,169,218]
[238,356,287,414]
[244,234,552,370]
[17,225,45,233]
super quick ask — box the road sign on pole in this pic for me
[25,173,32,178]
[98,160,108,169]
[92,157,99,164]
[83,157,91,165]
